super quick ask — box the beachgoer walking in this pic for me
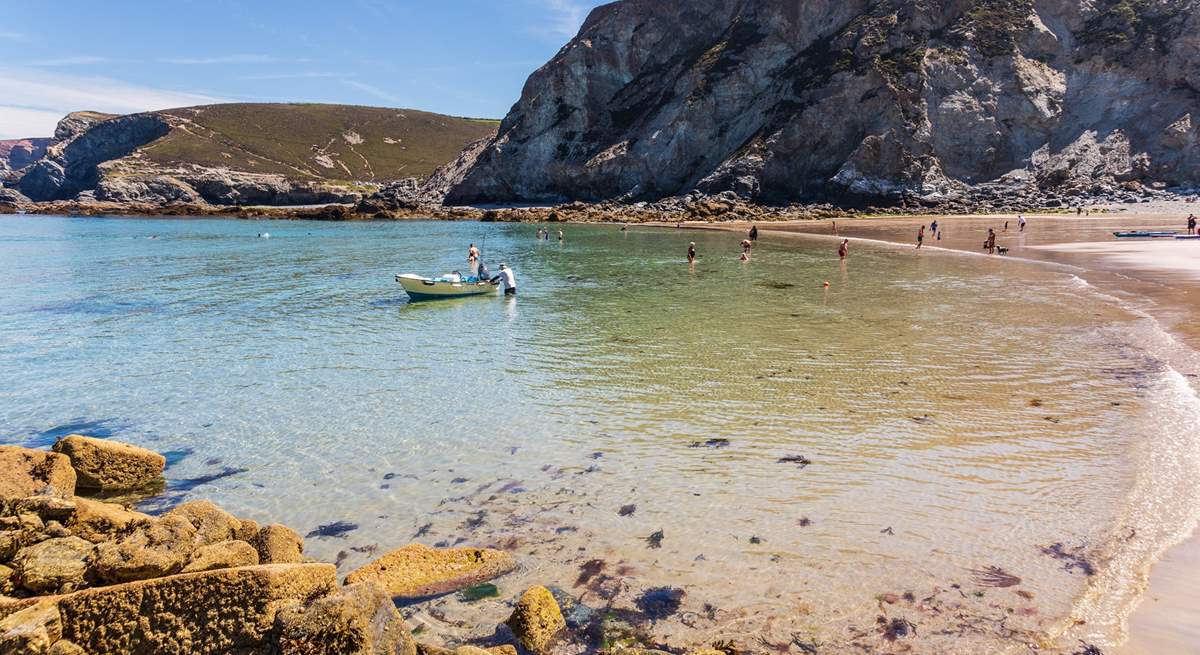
[687,242,697,264]
[491,263,517,296]
[930,220,938,235]
[1004,220,1009,232]
[1018,215,1027,232]
[838,239,849,261]
[916,225,925,250]
[985,228,997,254]
[1187,213,1196,235]
[749,224,758,241]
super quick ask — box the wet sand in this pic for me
[701,205,1200,655]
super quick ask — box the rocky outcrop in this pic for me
[52,435,165,491]
[18,113,171,201]
[442,0,1200,206]
[0,138,52,173]
[344,543,516,600]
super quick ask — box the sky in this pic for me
[0,0,609,139]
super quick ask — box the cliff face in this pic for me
[0,138,53,173]
[443,0,1200,205]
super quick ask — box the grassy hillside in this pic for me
[139,103,498,182]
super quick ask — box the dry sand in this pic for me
[697,202,1200,655]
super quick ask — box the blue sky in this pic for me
[0,0,608,138]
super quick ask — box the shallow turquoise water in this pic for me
[1,215,1197,652]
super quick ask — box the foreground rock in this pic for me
[0,447,76,505]
[52,435,165,490]
[345,544,516,600]
[277,582,417,655]
[506,586,566,655]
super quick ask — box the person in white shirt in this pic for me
[492,263,517,296]
[1018,215,1027,232]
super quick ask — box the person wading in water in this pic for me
[749,224,758,241]
[838,239,849,261]
[687,242,697,264]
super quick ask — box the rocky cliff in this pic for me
[441,0,1200,206]
[5,104,498,206]
[0,138,53,174]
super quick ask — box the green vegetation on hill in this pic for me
[140,103,498,182]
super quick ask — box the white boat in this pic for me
[395,274,497,300]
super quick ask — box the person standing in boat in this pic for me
[468,243,480,276]
[491,263,517,296]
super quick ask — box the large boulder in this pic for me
[505,586,565,655]
[90,514,198,584]
[52,435,165,491]
[165,500,242,546]
[55,563,336,654]
[251,524,305,565]
[344,544,516,600]
[276,582,417,655]
[11,537,94,595]
[65,498,151,544]
[182,540,259,574]
[0,447,76,506]
[0,600,61,655]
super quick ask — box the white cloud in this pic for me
[29,56,112,67]
[0,106,65,139]
[160,54,311,65]
[536,0,592,39]
[239,71,340,81]
[0,69,228,139]
[341,80,405,106]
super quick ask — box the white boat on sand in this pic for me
[395,273,497,300]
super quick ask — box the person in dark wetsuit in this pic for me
[749,224,758,241]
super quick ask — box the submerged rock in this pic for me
[344,543,515,600]
[506,586,566,655]
[52,435,165,491]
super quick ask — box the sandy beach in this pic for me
[702,202,1200,655]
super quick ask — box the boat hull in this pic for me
[396,274,497,300]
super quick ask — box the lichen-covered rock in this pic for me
[48,640,86,655]
[0,564,14,595]
[56,563,337,654]
[165,500,242,546]
[12,537,94,595]
[506,586,566,655]
[418,643,517,655]
[0,600,61,655]
[182,540,259,574]
[65,498,151,544]
[251,524,304,564]
[344,544,516,600]
[52,435,165,490]
[0,447,76,505]
[276,581,416,655]
[12,495,77,523]
[90,514,198,584]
